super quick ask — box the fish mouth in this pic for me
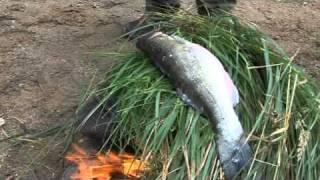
[219,136,252,179]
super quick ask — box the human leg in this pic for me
[196,0,237,15]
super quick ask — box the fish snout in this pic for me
[221,138,252,180]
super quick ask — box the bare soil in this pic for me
[0,0,319,179]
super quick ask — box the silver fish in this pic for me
[137,32,251,179]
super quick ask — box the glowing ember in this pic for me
[65,144,149,180]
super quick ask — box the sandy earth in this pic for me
[0,0,319,179]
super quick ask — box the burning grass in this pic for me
[65,144,149,179]
[84,12,320,179]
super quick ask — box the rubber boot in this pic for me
[124,0,181,39]
[145,0,181,13]
[196,0,237,16]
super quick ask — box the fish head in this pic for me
[218,135,252,179]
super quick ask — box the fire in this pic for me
[65,144,149,180]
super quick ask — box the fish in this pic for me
[137,32,252,179]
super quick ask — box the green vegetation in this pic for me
[84,12,320,179]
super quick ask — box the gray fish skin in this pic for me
[137,32,251,179]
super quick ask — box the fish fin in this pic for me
[177,88,192,106]
[177,88,204,113]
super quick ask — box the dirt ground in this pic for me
[0,0,319,179]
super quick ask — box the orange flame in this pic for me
[65,144,149,180]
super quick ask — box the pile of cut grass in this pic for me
[87,12,320,179]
